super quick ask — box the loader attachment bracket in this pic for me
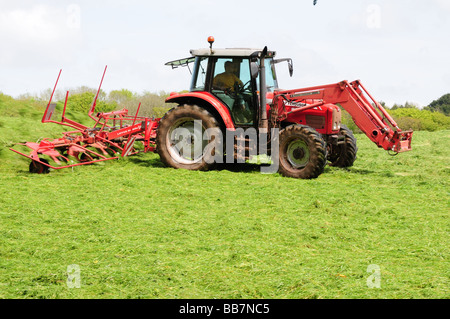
[392,130,413,153]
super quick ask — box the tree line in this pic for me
[341,93,450,133]
[19,87,175,118]
[11,88,450,132]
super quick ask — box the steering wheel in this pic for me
[234,80,251,95]
[221,80,252,99]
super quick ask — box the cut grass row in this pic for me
[0,122,448,298]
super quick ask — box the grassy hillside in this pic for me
[0,95,448,299]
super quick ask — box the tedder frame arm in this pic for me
[10,67,160,172]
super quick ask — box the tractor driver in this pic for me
[213,61,243,93]
[213,61,252,123]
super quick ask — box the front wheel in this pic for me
[278,125,327,179]
[328,124,358,167]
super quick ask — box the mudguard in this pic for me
[165,91,236,130]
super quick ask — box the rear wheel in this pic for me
[328,124,358,167]
[278,125,327,179]
[156,104,220,171]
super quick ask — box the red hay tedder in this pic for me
[10,37,413,178]
[10,66,160,174]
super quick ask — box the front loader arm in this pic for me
[274,80,413,153]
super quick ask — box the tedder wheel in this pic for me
[278,125,327,179]
[156,104,221,171]
[328,124,358,168]
[29,158,50,174]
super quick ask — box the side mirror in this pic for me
[288,59,293,77]
[250,62,259,79]
[274,58,294,77]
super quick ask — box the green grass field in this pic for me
[0,102,448,299]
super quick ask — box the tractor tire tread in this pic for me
[156,104,219,171]
[328,124,358,168]
[278,124,327,179]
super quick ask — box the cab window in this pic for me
[190,57,209,91]
[211,58,255,125]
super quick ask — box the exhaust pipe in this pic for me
[259,46,268,131]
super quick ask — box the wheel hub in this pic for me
[167,118,206,164]
[287,140,309,168]
[292,148,305,160]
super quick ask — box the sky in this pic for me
[1,0,449,107]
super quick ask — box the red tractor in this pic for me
[11,37,412,179]
[157,37,412,178]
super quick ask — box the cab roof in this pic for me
[190,48,276,58]
[165,47,276,69]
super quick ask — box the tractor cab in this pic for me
[165,42,287,128]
